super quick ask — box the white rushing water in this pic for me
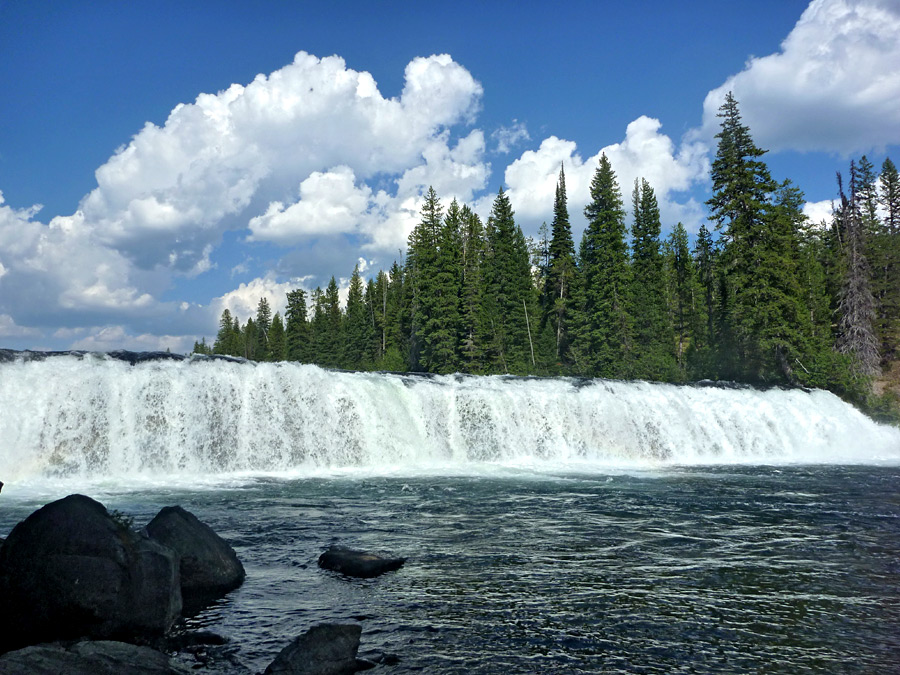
[1,354,899,483]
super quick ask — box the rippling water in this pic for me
[2,465,899,673]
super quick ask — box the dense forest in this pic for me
[198,95,900,422]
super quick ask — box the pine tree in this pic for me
[268,312,286,361]
[483,188,537,373]
[425,199,463,373]
[405,187,443,371]
[706,92,809,382]
[321,277,342,368]
[342,265,370,369]
[214,309,238,355]
[255,297,273,362]
[630,178,676,380]
[665,222,698,376]
[542,163,578,366]
[573,154,633,377]
[836,172,880,377]
[285,288,310,362]
[458,205,489,373]
[383,261,407,371]
[873,157,900,362]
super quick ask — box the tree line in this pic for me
[199,94,900,421]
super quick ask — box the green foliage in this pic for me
[542,164,578,367]
[573,153,633,377]
[285,288,310,362]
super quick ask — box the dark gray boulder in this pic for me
[144,505,245,610]
[0,494,181,652]
[317,546,405,578]
[0,640,189,675]
[264,624,362,675]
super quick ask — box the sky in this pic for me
[1,0,899,352]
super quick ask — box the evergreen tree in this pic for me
[242,317,257,360]
[405,187,443,371]
[630,178,677,380]
[255,297,273,361]
[706,92,808,382]
[483,188,538,373]
[665,222,698,376]
[285,288,310,362]
[873,157,900,362]
[691,223,717,376]
[458,205,489,373]
[192,337,214,355]
[573,154,633,377]
[342,265,370,369]
[214,309,238,356]
[426,199,464,373]
[835,172,880,376]
[320,277,342,367]
[383,261,407,371]
[268,312,286,361]
[542,163,578,366]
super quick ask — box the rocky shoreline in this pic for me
[0,494,403,674]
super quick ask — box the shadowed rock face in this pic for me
[144,505,245,613]
[0,494,181,653]
[0,640,189,675]
[317,546,406,578]
[264,624,362,675]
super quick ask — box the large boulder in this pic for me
[264,624,362,675]
[0,494,181,652]
[317,546,405,578]
[144,505,245,610]
[0,640,189,675]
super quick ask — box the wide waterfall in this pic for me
[1,351,899,482]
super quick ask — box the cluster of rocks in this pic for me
[0,494,405,674]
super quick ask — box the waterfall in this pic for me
[1,352,898,481]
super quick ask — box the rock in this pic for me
[317,546,405,579]
[0,494,181,652]
[144,506,245,611]
[264,624,362,675]
[0,640,189,674]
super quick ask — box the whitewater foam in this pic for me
[1,354,898,483]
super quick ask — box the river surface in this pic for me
[2,465,898,674]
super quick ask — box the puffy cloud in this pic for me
[492,120,530,154]
[699,0,900,154]
[210,274,302,323]
[496,117,709,236]
[0,314,41,338]
[80,52,485,272]
[803,199,835,225]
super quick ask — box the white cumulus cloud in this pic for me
[699,0,900,154]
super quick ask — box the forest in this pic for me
[199,94,900,422]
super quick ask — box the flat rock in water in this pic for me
[0,494,181,652]
[144,505,245,611]
[317,546,405,578]
[264,624,361,675]
[0,640,189,675]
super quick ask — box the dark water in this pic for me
[2,465,899,673]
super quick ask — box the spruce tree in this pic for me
[483,188,537,373]
[836,172,880,377]
[255,297,273,361]
[573,154,633,377]
[665,222,698,376]
[706,92,809,382]
[459,205,489,373]
[342,265,371,369]
[321,277,342,368]
[426,199,464,373]
[405,187,443,371]
[630,178,676,380]
[214,309,238,356]
[268,312,286,361]
[542,163,578,366]
[285,288,310,362]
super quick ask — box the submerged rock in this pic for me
[317,546,405,578]
[144,505,245,612]
[0,494,181,652]
[0,640,189,675]
[264,624,362,675]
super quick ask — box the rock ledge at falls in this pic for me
[318,546,407,578]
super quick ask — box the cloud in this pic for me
[803,199,835,225]
[69,325,193,354]
[0,314,42,338]
[211,273,302,323]
[495,117,709,236]
[79,52,485,273]
[492,120,530,154]
[699,0,900,154]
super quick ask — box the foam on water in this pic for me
[1,354,899,487]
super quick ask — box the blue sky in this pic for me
[1,0,899,352]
